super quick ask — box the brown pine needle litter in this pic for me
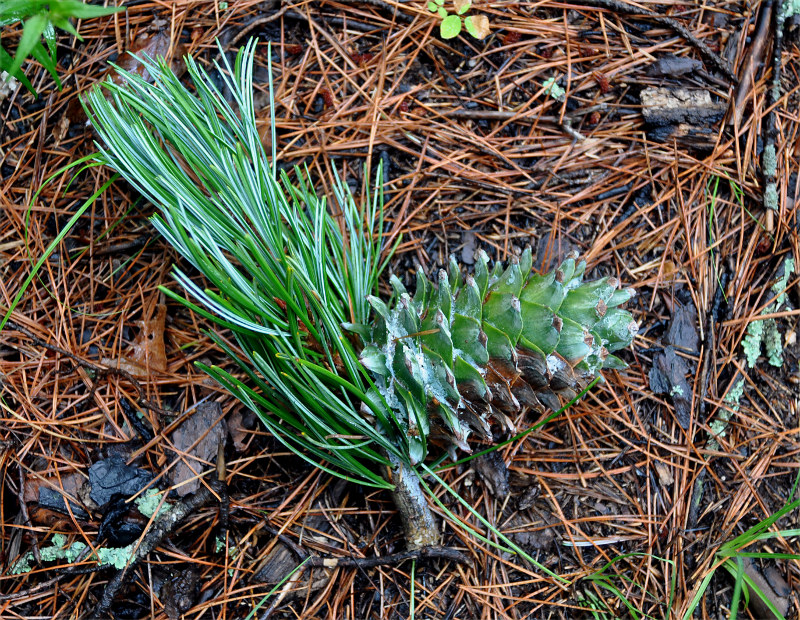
[1,1,799,619]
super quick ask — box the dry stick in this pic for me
[575,0,737,82]
[216,2,288,58]
[257,546,471,620]
[89,235,150,258]
[731,0,774,128]
[762,0,789,234]
[307,545,471,568]
[255,526,470,568]
[93,482,220,616]
[0,547,105,603]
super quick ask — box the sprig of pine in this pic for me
[84,41,407,489]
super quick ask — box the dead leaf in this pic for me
[741,558,791,619]
[461,231,477,265]
[465,14,490,39]
[102,302,168,375]
[227,409,250,452]
[88,454,153,508]
[647,54,703,77]
[453,0,471,14]
[667,301,699,353]
[24,471,89,521]
[170,402,227,496]
[648,346,692,428]
[508,512,556,551]
[474,451,509,498]
[106,31,185,86]
[653,462,674,487]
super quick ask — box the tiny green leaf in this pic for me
[43,22,57,59]
[440,14,462,38]
[427,1,438,11]
[437,7,448,18]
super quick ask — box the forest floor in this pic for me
[1,1,800,618]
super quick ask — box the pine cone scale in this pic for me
[367,248,638,459]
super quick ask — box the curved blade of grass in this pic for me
[419,462,568,584]
[1,174,117,331]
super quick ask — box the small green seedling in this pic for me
[426,0,490,40]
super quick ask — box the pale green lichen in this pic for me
[782,0,800,18]
[670,384,684,397]
[743,319,765,367]
[724,378,745,412]
[772,258,794,303]
[97,544,135,570]
[8,490,167,575]
[39,534,68,562]
[64,542,87,563]
[215,537,240,576]
[765,185,779,211]
[742,257,794,367]
[543,77,565,101]
[135,488,169,518]
[764,319,784,366]
[9,553,33,575]
[8,534,87,574]
[763,142,778,211]
[763,144,777,177]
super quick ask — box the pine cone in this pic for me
[359,248,638,461]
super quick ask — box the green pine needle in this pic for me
[83,40,407,488]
